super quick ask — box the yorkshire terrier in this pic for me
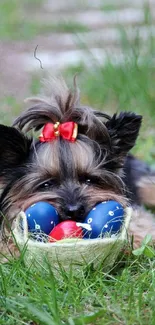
[0,77,155,253]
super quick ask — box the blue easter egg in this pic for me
[25,201,59,235]
[83,201,124,239]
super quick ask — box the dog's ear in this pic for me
[0,125,31,172]
[105,112,142,166]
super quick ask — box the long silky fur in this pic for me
[0,76,154,252]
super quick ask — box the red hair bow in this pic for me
[39,121,78,143]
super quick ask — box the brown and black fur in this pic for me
[0,77,155,251]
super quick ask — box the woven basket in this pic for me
[13,207,132,273]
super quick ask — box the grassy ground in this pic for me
[0,1,155,324]
[1,243,155,325]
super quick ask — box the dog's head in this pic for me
[0,78,142,230]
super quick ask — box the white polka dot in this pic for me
[93,207,96,210]
[104,224,108,228]
[28,214,31,217]
[51,221,53,224]
[116,206,119,209]
[109,211,114,216]
[102,201,107,204]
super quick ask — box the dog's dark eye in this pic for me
[79,176,92,185]
[39,179,57,190]
[79,175,100,186]
[85,179,91,185]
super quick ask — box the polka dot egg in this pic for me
[25,201,59,235]
[82,200,124,239]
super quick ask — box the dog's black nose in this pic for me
[65,204,85,220]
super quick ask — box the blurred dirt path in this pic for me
[0,0,154,106]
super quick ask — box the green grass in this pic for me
[51,22,89,34]
[1,245,155,324]
[0,96,22,125]
[101,4,122,11]
[0,0,89,40]
[0,0,43,40]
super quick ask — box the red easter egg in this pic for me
[49,221,83,242]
